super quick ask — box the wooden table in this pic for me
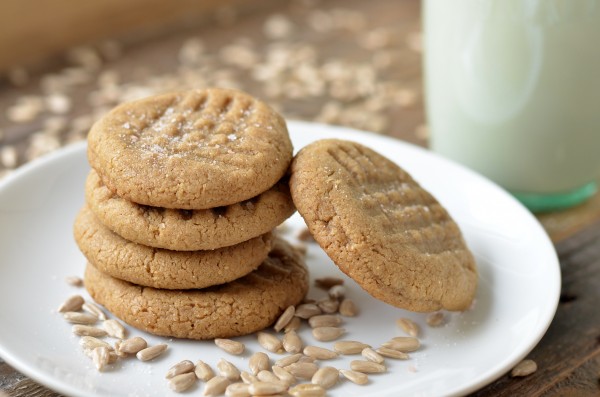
[1,1,599,395]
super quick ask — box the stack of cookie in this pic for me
[74,88,309,339]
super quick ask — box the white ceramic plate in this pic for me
[0,121,560,397]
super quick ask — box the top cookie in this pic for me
[87,88,293,209]
[290,139,477,312]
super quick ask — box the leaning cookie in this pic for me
[84,238,309,339]
[290,139,477,312]
[74,206,272,289]
[85,169,295,251]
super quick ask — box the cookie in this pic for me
[74,206,272,289]
[84,238,309,339]
[87,88,293,209]
[85,169,295,251]
[289,139,477,312]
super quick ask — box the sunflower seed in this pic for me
[79,336,112,351]
[308,314,342,328]
[103,319,126,339]
[82,302,107,320]
[340,369,369,385]
[298,355,316,363]
[257,370,280,383]
[288,383,326,397]
[204,376,231,396]
[257,332,283,353]
[108,351,118,364]
[274,305,296,332]
[65,276,83,287]
[511,359,537,377]
[63,312,97,325]
[272,365,296,386]
[217,358,241,381]
[72,325,107,337]
[382,337,420,352]
[58,295,84,313]
[361,347,384,364]
[338,299,358,317]
[316,298,339,314]
[376,347,409,359]
[169,372,197,392]
[195,360,215,381]
[396,318,419,337]
[328,285,345,299]
[249,381,287,395]
[225,382,250,397]
[240,371,258,384]
[350,360,386,373]
[303,346,338,360]
[295,303,322,319]
[215,339,245,355]
[136,344,168,361]
[284,316,302,333]
[118,337,147,354]
[113,340,127,357]
[275,353,302,367]
[426,311,445,327]
[311,366,339,389]
[91,346,110,371]
[333,341,370,355]
[166,360,195,379]
[314,277,344,290]
[285,362,319,379]
[312,326,345,342]
[283,330,303,353]
[249,352,270,375]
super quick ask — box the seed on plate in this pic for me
[283,330,303,353]
[118,336,147,354]
[382,337,420,352]
[166,360,195,379]
[350,360,386,374]
[195,360,215,381]
[311,366,339,389]
[308,314,342,328]
[215,338,245,355]
[328,285,345,299]
[340,369,369,385]
[376,347,409,359]
[361,347,384,364]
[249,351,270,375]
[426,311,445,327]
[217,358,241,381]
[240,371,258,384]
[103,319,126,339]
[257,370,280,383]
[314,277,344,290]
[136,343,168,361]
[295,303,322,319]
[91,346,110,371]
[203,376,231,396]
[257,332,283,353]
[58,295,84,313]
[65,276,83,287]
[333,340,370,355]
[82,302,107,320]
[275,353,302,367]
[79,336,112,351]
[288,383,326,397]
[338,298,358,317]
[312,326,345,342]
[169,372,197,392]
[396,318,419,337]
[274,305,296,332]
[272,365,296,386]
[298,355,316,364]
[63,311,97,325]
[511,359,537,377]
[72,324,107,337]
[285,362,319,379]
[316,298,339,314]
[296,227,314,241]
[303,346,338,360]
[249,381,287,395]
[284,316,302,333]
[108,351,118,364]
[225,382,250,397]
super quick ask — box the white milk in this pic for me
[424,0,600,196]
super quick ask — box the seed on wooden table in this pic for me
[284,316,302,333]
[240,371,258,384]
[396,318,419,337]
[303,346,338,360]
[249,352,270,375]
[169,372,197,392]
[104,319,126,339]
[328,285,345,299]
[382,337,420,352]
[295,303,322,319]
[64,312,97,325]
[350,360,386,374]
[79,336,111,351]
[317,298,339,314]
[511,359,537,377]
[426,311,445,327]
[283,330,303,353]
[361,347,384,364]
[225,382,250,397]
[308,314,342,328]
[275,353,302,367]
[118,336,147,354]
[285,362,319,379]
[166,360,195,379]
[217,358,241,381]
[338,298,358,317]
[215,338,245,355]
[272,365,296,386]
[72,325,107,337]
[82,302,107,320]
[333,340,370,355]
[274,305,296,332]
[312,326,345,342]
[288,383,326,397]
[58,295,84,313]
[314,277,344,290]
[91,346,110,371]
[65,276,83,287]
[376,347,409,359]
[204,376,231,396]
[249,381,287,395]
[340,369,369,385]
[311,366,339,389]
[136,344,168,361]
[257,370,280,383]
[195,360,215,381]
[257,332,283,353]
